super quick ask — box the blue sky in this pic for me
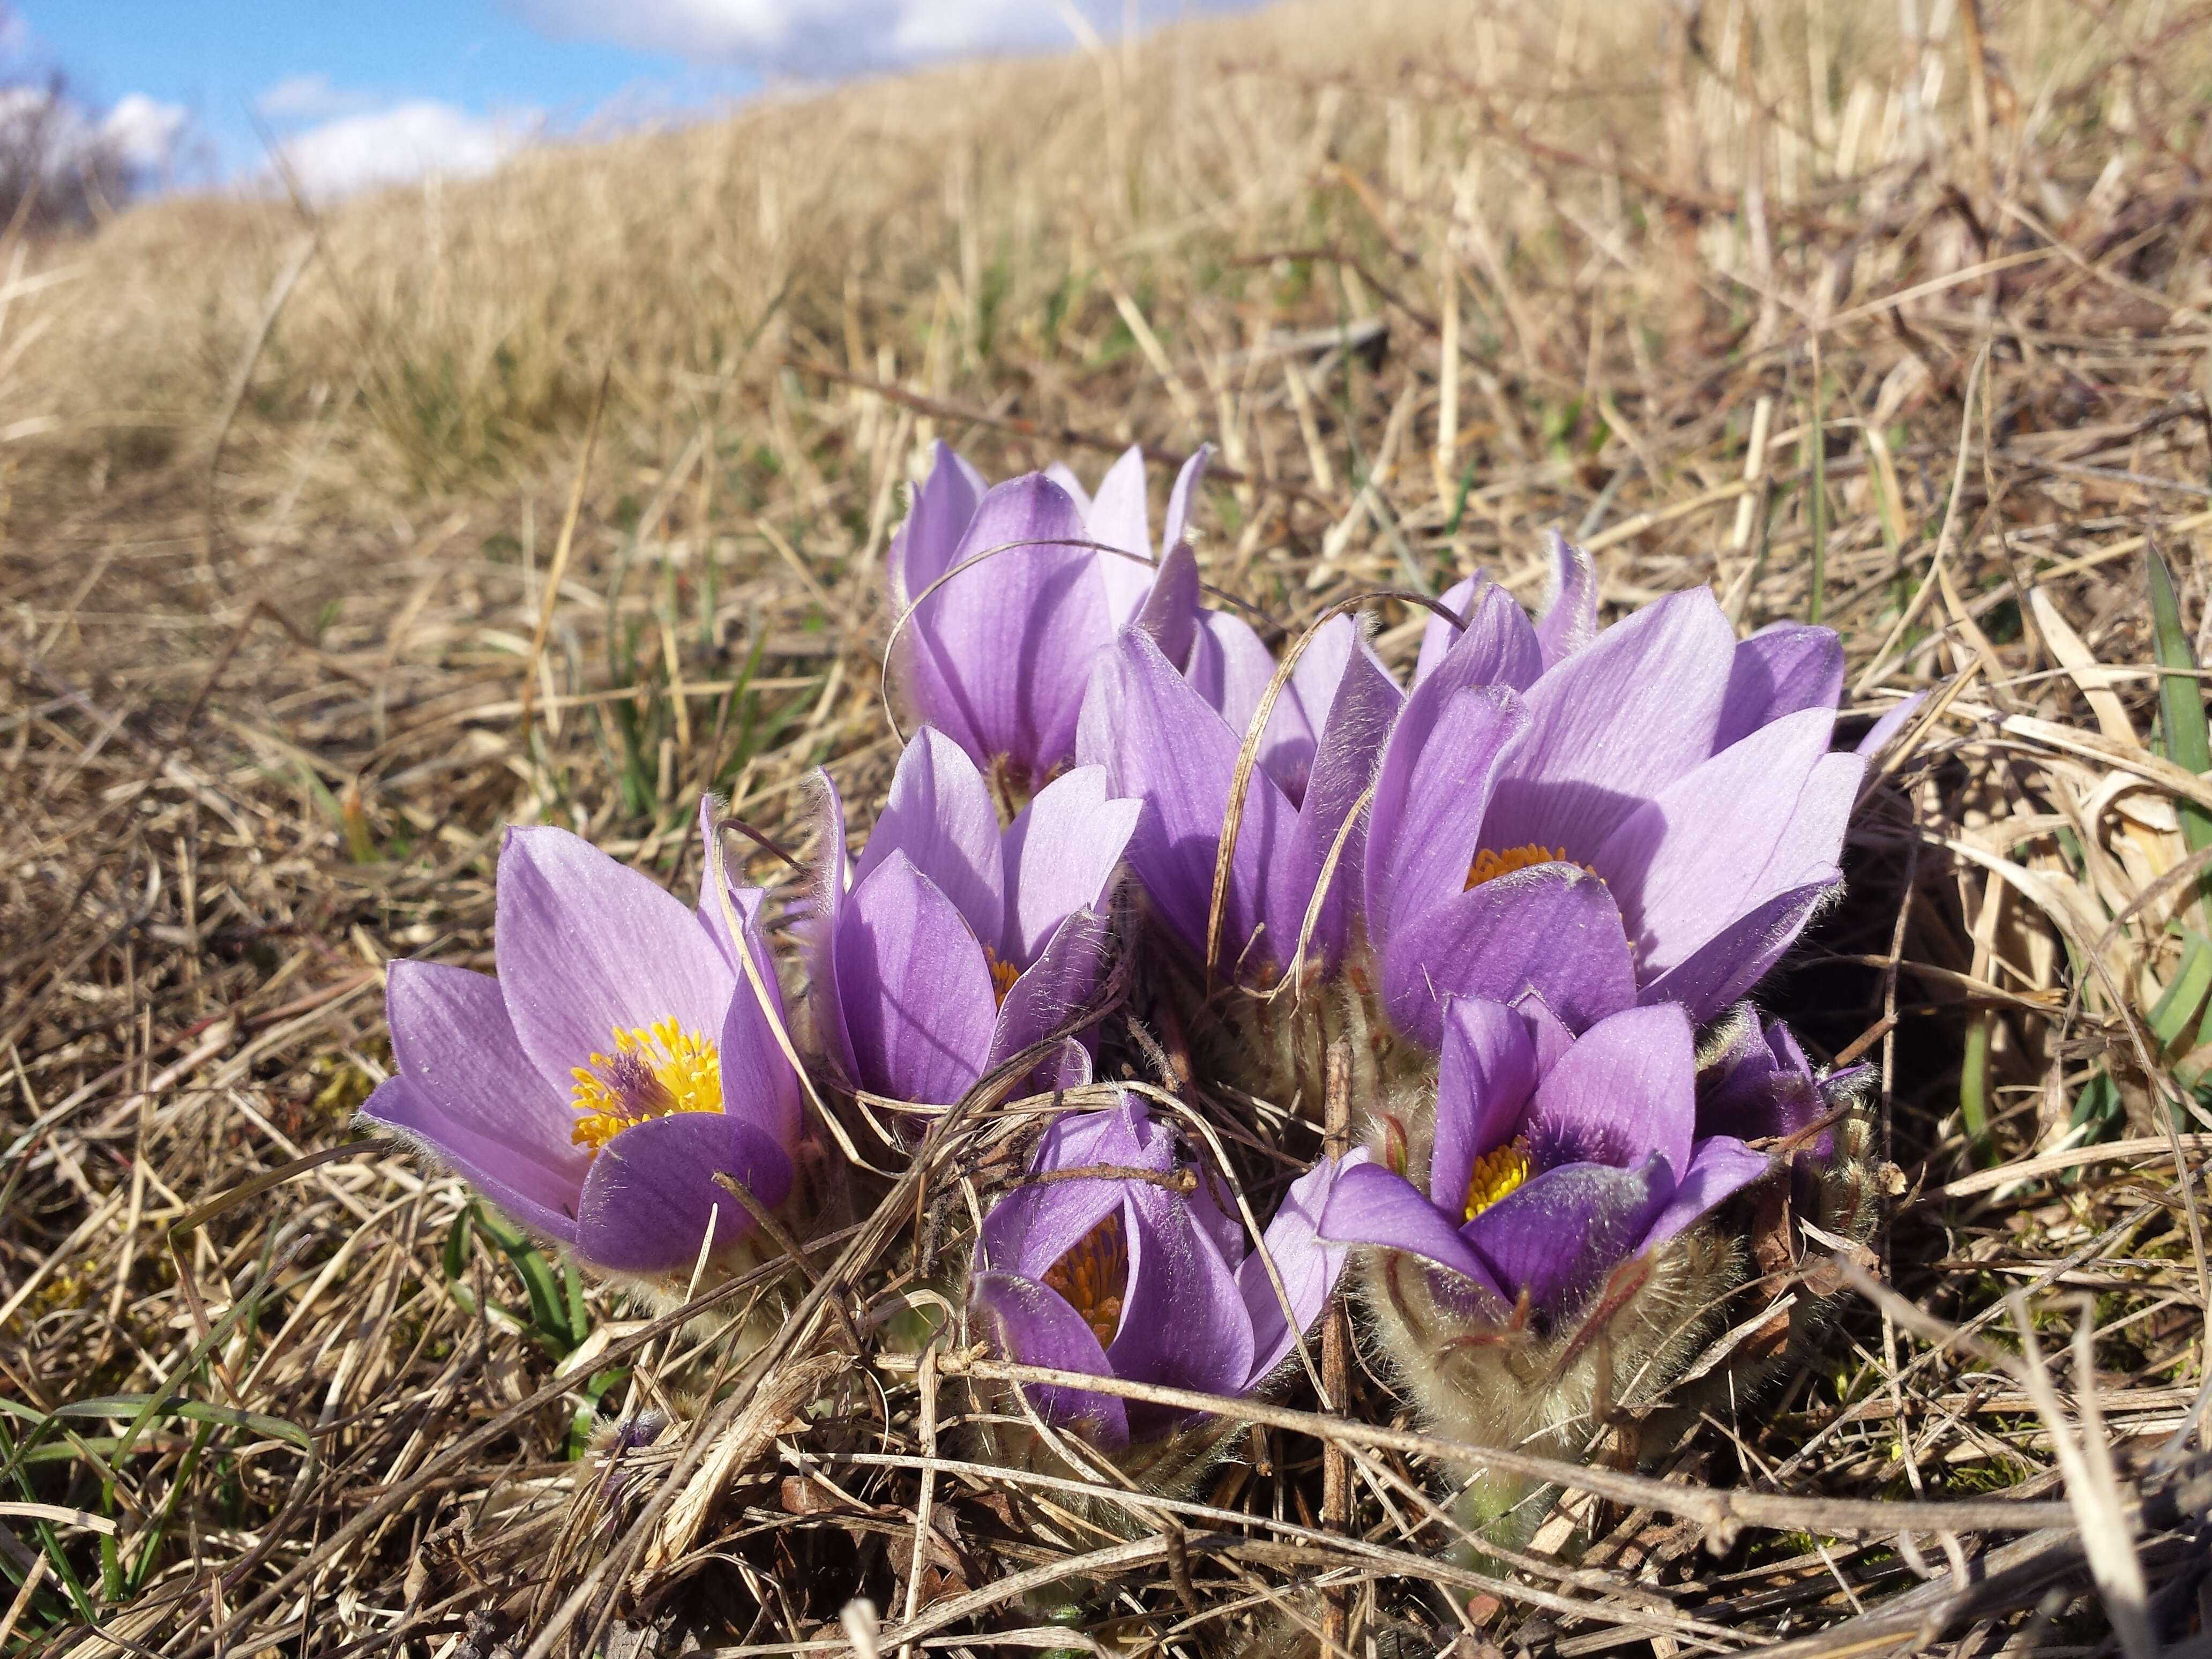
[13,1,1262,197]
[17,3,757,186]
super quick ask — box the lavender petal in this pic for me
[1479,586,1736,858]
[1640,1136,1773,1254]
[574,1110,796,1275]
[1462,1156,1674,1318]
[1525,1002,1696,1175]
[362,1076,581,1245]
[1316,1160,1506,1299]
[1715,623,1845,751]
[1590,707,1837,977]
[493,826,737,1104]
[855,727,1007,951]
[969,1269,1131,1448]
[1363,680,1528,956]
[1533,532,1598,668]
[1001,766,1139,965]
[1429,997,1541,1220]
[833,851,997,1105]
[907,473,1104,775]
[988,905,1115,1077]
[1382,863,1638,1046]
[1240,1149,1372,1382]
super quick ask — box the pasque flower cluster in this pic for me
[365,439,1875,1508]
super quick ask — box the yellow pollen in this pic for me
[1465,844,1571,891]
[570,1017,724,1152]
[1463,1140,1532,1221]
[1042,1211,1130,1349]
[984,948,1021,1008]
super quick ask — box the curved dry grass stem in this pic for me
[1278,779,1377,1007]
[876,534,1164,753]
[955,1351,2078,1538]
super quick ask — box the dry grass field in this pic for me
[5,0,2212,1652]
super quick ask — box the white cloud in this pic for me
[255,73,379,122]
[0,84,191,179]
[507,0,1260,78]
[99,93,191,171]
[270,100,535,200]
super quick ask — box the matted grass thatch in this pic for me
[4,0,2212,1653]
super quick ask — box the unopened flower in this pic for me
[967,1096,1365,1478]
[1045,443,1210,587]
[1365,534,1859,1045]
[1697,1004,1882,1271]
[1697,1006,1866,1152]
[1182,608,1399,809]
[1075,617,1400,981]
[808,728,1138,1106]
[886,443,1206,793]
[592,1408,668,1513]
[363,801,803,1279]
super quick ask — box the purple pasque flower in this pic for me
[1182,606,1395,808]
[808,727,1139,1105]
[1318,996,1772,1324]
[886,443,1207,791]
[1697,1006,1867,1152]
[1697,1005,1882,1261]
[1366,533,1860,1045]
[968,1095,1367,1449]
[1044,443,1212,600]
[1074,614,1402,981]
[362,800,803,1278]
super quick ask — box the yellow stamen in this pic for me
[1465,844,1571,891]
[1042,1210,1130,1349]
[984,948,1021,1008]
[1463,1140,1532,1221]
[570,1017,723,1152]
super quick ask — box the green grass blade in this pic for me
[125,1419,215,1597]
[2150,934,2212,1048]
[473,1205,580,1355]
[2149,544,2212,844]
[53,1397,315,1462]
[1960,1012,1994,1167]
[442,1207,474,1282]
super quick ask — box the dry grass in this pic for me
[5,0,2212,1653]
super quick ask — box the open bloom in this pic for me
[362,801,803,1277]
[1075,616,1401,979]
[808,727,1139,1105]
[1365,534,1859,1044]
[1318,997,1770,1324]
[886,443,1206,790]
[969,1096,1366,1449]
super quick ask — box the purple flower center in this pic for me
[983,947,1021,1008]
[1041,1210,1130,1348]
[570,1018,723,1152]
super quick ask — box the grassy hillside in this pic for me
[6,0,2212,1651]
